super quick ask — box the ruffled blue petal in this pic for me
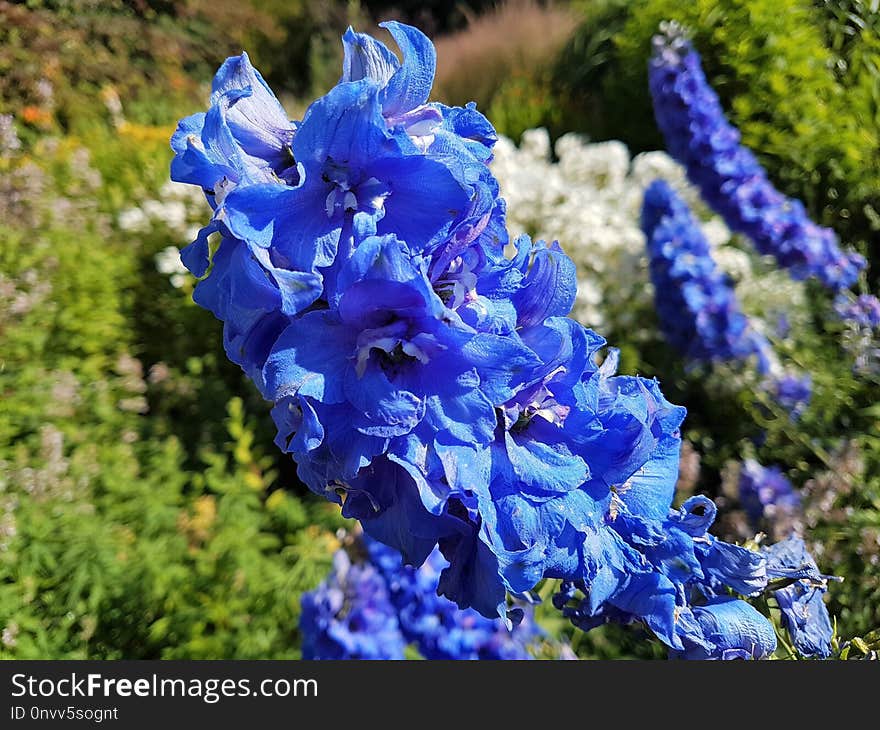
[379,21,437,118]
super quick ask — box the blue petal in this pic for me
[263,312,354,403]
[371,154,472,252]
[344,458,463,568]
[344,361,425,437]
[512,240,578,328]
[340,27,399,87]
[461,333,541,404]
[505,431,589,495]
[675,597,777,660]
[619,434,682,521]
[696,536,768,597]
[179,221,218,278]
[292,79,389,169]
[438,522,509,620]
[210,52,295,169]
[379,21,437,117]
[222,182,339,270]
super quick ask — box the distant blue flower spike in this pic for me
[365,537,542,660]
[649,23,865,291]
[738,459,801,530]
[771,372,812,421]
[835,293,880,329]
[642,179,774,369]
[300,550,406,660]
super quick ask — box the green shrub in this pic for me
[0,101,343,658]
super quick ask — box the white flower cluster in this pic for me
[117,180,209,288]
[117,180,207,240]
[155,246,189,290]
[491,128,761,333]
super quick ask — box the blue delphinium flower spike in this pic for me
[649,22,865,292]
[300,550,406,660]
[365,537,540,660]
[173,22,807,659]
[738,459,802,534]
[642,179,773,369]
[642,180,811,419]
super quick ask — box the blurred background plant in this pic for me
[1,0,878,659]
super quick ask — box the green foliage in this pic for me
[553,0,880,264]
[488,70,564,141]
[0,66,343,658]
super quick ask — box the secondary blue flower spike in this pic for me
[365,537,542,660]
[738,459,801,531]
[771,372,812,421]
[300,550,406,660]
[649,22,865,291]
[763,536,837,658]
[835,293,880,329]
[642,179,773,369]
[642,180,811,419]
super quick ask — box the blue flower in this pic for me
[170,52,298,277]
[172,22,791,658]
[672,597,777,660]
[365,537,540,660]
[300,550,406,660]
[763,536,836,658]
[554,489,779,658]
[835,293,880,329]
[738,459,802,531]
[649,23,864,291]
[264,234,534,501]
[171,24,502,389]
[169,53,311,386]
[642,179,773,369]
[771,372,812,421]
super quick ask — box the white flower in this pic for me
[490,129,796,336]
[117,207,148,232]
[155,246,188,289]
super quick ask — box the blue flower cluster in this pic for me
[642,179,773,369]
[301,539,542,660]
[300,550,405,660]
[364,537,542,660]
[835,294,880,330]
[770,372,812,421]
[648,23,865,292]
[642,180,811,417]
[738,459,801,530]
[173,22,827,659]
[764,536,837,658]
[554,492,780,659]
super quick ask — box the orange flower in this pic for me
[20,106,52,126]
